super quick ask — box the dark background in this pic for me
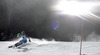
[0,0,100,41]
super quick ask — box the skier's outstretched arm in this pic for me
[28,37,31,42]
[26,36,31,42]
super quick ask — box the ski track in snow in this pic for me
[0,41,100,55]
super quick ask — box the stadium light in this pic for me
[53,0,96,16]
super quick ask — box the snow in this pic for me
[0,38,100,55]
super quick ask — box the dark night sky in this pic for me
[0,0,100,41]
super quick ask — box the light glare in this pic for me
[53,0,96,15]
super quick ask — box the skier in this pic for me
[9,31,31,48]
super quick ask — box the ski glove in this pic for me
[29,40,31,42]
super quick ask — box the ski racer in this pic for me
[9,31,31,48]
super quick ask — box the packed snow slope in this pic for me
[0,38,100,55]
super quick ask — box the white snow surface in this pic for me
[0,38,100,55]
